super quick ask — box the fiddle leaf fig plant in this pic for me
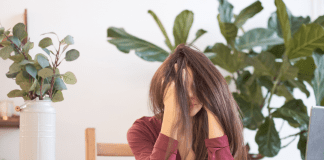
[106,0,324,159]
[107,9,207,61]
[0,22,79,102]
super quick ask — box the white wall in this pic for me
[0,0,322,160]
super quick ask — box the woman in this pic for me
[127,43,247,160]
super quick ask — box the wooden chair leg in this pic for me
[85,128,96,160]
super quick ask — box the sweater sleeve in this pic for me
[204,134,234,160]
[127,122,179,160]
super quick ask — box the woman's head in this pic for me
[148,43,247,160]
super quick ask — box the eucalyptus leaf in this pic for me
[15,71,30,85]
[0,45,14,60]
[173,10,194,47]
[54,77,67,90]
[9,36,21,48]
[107,27,169,62]
[255,116,281,157]
[19,59,35,65]
[25,64,37,78]
[38,37,53,48]
[29,79,39,91]
[36,84,51,96]
[0,41,11,47]
[65,49,79,61]
[0,27,4,35]
[6,71,20,78]
[7,89,25,98]
[36,54,50,68]
[38,68,54,78]
[41,48,51,56]
[52,90,64,102]
[9,62,21,73]
[63,71,77,84]
[234,1,263,28]
[61,35,74,45]
[13,23,27,41]
[236,28,284,51]
[22,41,34,54]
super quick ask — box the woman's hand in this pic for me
[204,106,225,138]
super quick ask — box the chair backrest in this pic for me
[85,128,134,160]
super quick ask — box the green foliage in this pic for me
[0,22,79,102]
[106,0,324,159]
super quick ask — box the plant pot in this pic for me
[19,98,56,160]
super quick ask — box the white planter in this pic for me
[19,98,56,160]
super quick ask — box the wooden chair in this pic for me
[85,128,134,160]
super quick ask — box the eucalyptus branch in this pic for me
[49,42,61,99]
[3,34,28,60]
[39,77,43,100]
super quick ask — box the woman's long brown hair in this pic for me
[148,43,247,160]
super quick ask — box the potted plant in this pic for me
[106,0,324,159]
[0,22,79,160]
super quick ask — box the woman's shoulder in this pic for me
[130,115,162,128]
[127,115,162,142]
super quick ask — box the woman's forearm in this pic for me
[160,109,178,140]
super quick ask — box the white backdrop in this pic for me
[0,0,321,160]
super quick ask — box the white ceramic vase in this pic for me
[19,97,56,160]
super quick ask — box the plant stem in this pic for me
[278,119,285,133]
[281,135,297,149]
[266,69,282,119]
[280,130,308,140]
[49,42,61,99]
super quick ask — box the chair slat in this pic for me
[97,143,134,156]
[85,128,96,160]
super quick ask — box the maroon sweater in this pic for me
[127,116,234,160]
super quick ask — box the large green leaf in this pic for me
[275,83,294,102]
[255,116,281,157]
[15,71,30,85]
[286,79,310,98]
[249,52,277,78]
[272,99,309,129]
[233,92,264,130]
[13,23,27,41]
[236,28,284,51]
[314,15,324,26]
[189,29,207,45]
[267,44,285,58]
[278,57,299,81]
[297,131,308,160]
[9,62,21,74]
[217,14,238,44]
[107,27,169,62]
[312,51,324,106]
[234,1,263,28]
[207,43,247,73]
[173,10,193,47]
[217,0,233,23]
[0,45,14,60]
[257,76,274,91]
[148,10,173,51]
[288,23,324,60]
[274,0,291,50]
[293,56,315,86]
[268,7,310,40]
